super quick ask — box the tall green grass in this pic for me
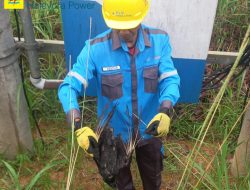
[211,0,249,51]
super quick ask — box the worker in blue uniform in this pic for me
[58,0,180,189]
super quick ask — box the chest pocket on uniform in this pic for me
[101,73,123,100]
[143,66,158,93]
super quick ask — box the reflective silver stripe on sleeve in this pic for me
[68,71,88,89]
[158,70,178,82]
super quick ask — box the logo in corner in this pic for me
[4,0,24,10]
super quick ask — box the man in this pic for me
[58,0,180,189]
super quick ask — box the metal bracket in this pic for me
[19,41,40,50]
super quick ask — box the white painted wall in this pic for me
[95,0,102,5]
[143,0,218,59]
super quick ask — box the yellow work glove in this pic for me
[75,126,98,157]
[145,113,170,137]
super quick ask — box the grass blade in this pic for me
[1,160,21,190]
[25,161,62,190]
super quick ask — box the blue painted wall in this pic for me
[173,58,206,103]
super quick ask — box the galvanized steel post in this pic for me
[18,0,63,90]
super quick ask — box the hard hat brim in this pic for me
[103,17,144,30]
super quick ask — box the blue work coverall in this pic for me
[58,24,180,189]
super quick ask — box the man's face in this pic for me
[115,25,140,48]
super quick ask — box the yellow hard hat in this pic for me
[102,0,150,30]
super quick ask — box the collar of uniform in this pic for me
[111,30,121,50]
[111,25,151,51]
[111,30,129,52]
[137,25,151,52]
[141,25,151,48]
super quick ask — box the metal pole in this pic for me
[18,0,40,79]
[0,3,33,159]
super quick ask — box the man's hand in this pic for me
[75,126,99,157]
[66,109,99,157]
[145,112,170,137]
